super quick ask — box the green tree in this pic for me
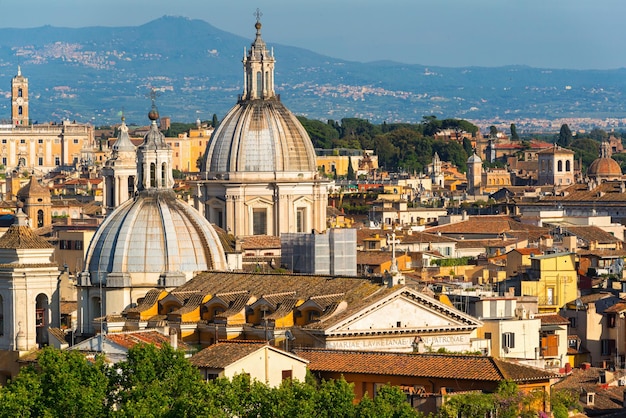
[557,124,573,147]
[489,125,498,138]
[510,123,519,140]
[111,343,206,416]
[0,347,109,418]
[589,127,608,142]
[211,113,219,128]
[347,156,356,180]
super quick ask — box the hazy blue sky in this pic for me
[1,0,623,69]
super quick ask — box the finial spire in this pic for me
[147,88,160,122]
[17,65,21,77]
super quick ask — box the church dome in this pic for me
[202,17,317,181]
[204,100,317,178]
[587,157,622,181]
[85,189,227,283]
[86,107,227,284]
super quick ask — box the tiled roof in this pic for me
[190,341,267,368]
[561,226,622,245]
[399,232,456,244]
[603,302,626,314]
[173,271,388,331]
[0,224,53,249]
[535,313,569,325]
[295,349,557,383]
[357,250,394,266]
[126,288,162,313]
[455,238,519,249]
[106,330,189,351]
[426,216,549,237]
[508,248,543,256]
[240,235,281,250]
[547,181,626,204]
[60,301,77,315]
[17,177,50,197]
[553,366,626,416]
[48,327,67,344]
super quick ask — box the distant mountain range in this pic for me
[0,16,625,130]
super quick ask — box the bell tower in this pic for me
[11,66,29,126]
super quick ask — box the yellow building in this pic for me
[521,252,578,313]
[168,126,214,173]
[316,149,378,177]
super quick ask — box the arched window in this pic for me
[256,71,262,98]
[18,88,23,97]
[566,160,571,172]
[150,163,156,188]
[128,176,135,198]
[35,293,49,346]
[161,162,167,187]
[37,209,44,228]
[18,106,22,115]
[557,160,563,172]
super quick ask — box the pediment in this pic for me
[325,287,481,335]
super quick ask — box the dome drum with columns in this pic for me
[195,17,328,236]
[78,104,228,335]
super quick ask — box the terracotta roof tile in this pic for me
[190,341,267,368]
[535,313,570,325]
[295,349,557,383]
[240,235,281,250]
[106,330,189,351]
[0,225,53,249]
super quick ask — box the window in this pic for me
[38,139,43,144]
[73,139,79,144]
[557,160,563,172]
[601,339,615,356]
[281,370,293,381]
[54,156,60,166]
[253,208,267,235]
[566,160,571,171]
[37,210,44,228]
[17,88,22,97]
[38,157,43,166]
[502,332,515,349]
[608,313,616,328]
[1,139,6,144]
[59,240,72,250]
[20,139,25,144]
[18,106,22,115]
[296,207,306,233]
[74,240,83,250]
[484,332,492,339]
[1,158,6,165]
[569,317,577,328]
[36,308,45,328]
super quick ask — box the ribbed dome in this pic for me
[588,157,622,180]
[204,99,317,179]
[85,190,227,283]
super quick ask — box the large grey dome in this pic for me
[201,17,317,181]
[204,99,317,178]
[86,190,227,283]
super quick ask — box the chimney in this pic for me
[169,328,178,350]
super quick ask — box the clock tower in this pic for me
[11,66,28,126]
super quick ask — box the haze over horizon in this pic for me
[1,0,623,71]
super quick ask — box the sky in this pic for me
[0,0,624,70]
